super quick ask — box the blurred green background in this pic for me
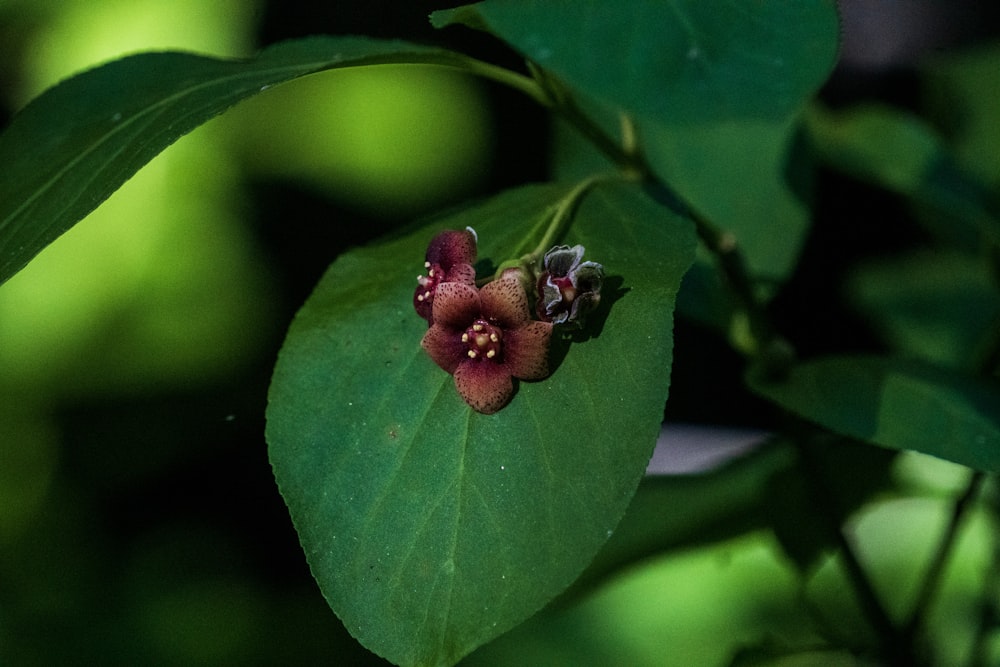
[0,1,495,663]
[1,1,999,665]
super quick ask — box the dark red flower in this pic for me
[421,268,553,414]
[414,227,478,324]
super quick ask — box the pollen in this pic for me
[467,350,477,358]
[486,350,496,359]
[472,324,483,332]
[490,333,499,343]
[461,333,469,343]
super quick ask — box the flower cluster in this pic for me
[414,229,603,414]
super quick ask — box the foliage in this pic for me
[2,1,999,666]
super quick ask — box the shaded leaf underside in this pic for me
[749,355,1000,473]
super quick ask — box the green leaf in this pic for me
[847,250,1000,369]
[923,42,1000,188]
[805,103,1000,249]
[731,642,858,667]
[265,181,696,666]
[0,36,464,287]
[432,0,839,125]
[449,1,839,281]
[569,440,791,593]
[762,434,896,571]
[573,433,894,590]
[642,117,813,280]
[748,355,1000,472]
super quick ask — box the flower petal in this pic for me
[574,261,604,291]
[454,359,515,414]
[426,228,477,268]
[431,282,481,329]
[421,324,465,374]
[504,321,553,380]
[480,274,530,328]
[445,262,476,286]
[543,244,585,276]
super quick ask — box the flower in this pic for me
[414,227,478,324]
[536,244,604,325]
[421,268,553,414]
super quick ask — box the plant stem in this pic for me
[970,477,1000,667]
[526,174,606,261]
[690,210,781,356]
[416,52,551,108]
[796,439,914,665]
[459,53,935,663]
[902,471,985,647]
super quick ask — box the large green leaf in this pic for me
[432,0,838,125]
[748,355,1000,472]
[436,0,838,281]
[265,181,696,666]
[0,36,464,286]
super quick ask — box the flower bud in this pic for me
[535,245,604,325]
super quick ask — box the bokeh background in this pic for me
[1,1,999,665]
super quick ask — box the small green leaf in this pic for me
[433,0,839,125]
[847,251,1000,369]
[805,103,1000,248]
[806,104,942,193]
[748,355,1000,472]
[266,181,696,666]
[923,42,1000,187]
[0,36,462,286]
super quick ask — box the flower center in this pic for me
[415,261,442,304]
[553,275,577,303]
[460,319,503,360]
